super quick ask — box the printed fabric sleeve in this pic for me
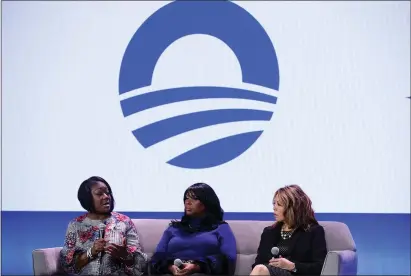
[195,223,238,275]
[123,218,148,276]
[59,221,85,274]
[150,226,174,274]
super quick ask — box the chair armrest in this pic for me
[321,250,358,275]
[32,247,63,275]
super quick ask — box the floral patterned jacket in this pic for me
[60,212,147,275]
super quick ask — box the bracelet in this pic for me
[86,248,93,260]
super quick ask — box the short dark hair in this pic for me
[77,176,115,213]
[171,182,225,231]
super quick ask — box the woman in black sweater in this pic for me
[250,185,327,276]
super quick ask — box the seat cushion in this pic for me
[235,254,257,275]
[228,220,273,254]
[133,219,171,254]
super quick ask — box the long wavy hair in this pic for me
[274,184,318,231]
[170,183,226,232]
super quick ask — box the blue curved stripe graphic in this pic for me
[121,87,277,117]
[167,131,263,169]
[119,1,279,94]
[132,109,272,148]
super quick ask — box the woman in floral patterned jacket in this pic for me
[60,176,147,275]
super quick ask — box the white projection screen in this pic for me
[1,1,410,275]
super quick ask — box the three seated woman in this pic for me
[60,177,326,276]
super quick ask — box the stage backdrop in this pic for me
[2,1,410,275]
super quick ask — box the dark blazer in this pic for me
[252,222,327,275]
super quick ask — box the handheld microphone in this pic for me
[174,259,184,269]
[98,223,106,239]
[271,247,279,258]
[98,223,106,263]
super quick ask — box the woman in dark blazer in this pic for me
[250,185,327,276]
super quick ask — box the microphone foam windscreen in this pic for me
[271,247,279,255]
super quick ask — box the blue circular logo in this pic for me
[119,1,279,169]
